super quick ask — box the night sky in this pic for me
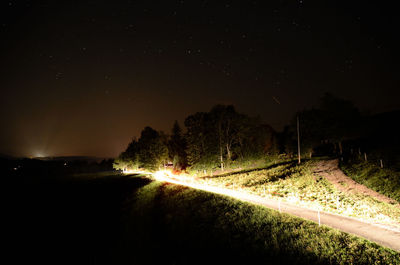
[1,1,399,158]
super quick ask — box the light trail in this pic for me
[149,170,400,252]
[122,169,400,251]
[124,169,400,233]
[123,169,268,204]
[122,169,151,175]
[151,170,279,207]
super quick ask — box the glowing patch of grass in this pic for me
[341,161,400,202]
[126,181,400,264]
[197,161,400,228]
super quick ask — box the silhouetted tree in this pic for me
[289,93,361,157]
[114,127,169,171]
[184,105,276,171]
[210,105,240,170]
[113,138,140,171]
[184,111,218,170]
[321,94,360,154]
[117,105,278,172]
[168,121,187,170]
[138,126,169,170]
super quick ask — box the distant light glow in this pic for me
[33,152,47,158]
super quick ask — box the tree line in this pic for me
[114,93,399,173]
[113,105,276,173]
[280,93,399,168]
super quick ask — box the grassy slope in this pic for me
[198,161,400,227]
[14,169,399,264]
[340,161,400,202]
[121,180,400,264]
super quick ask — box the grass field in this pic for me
[196,160,400,228]
[340,160,400,202]
[123,179,399,264]
[12,168,400,264]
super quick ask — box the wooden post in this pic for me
[318,209,321,227]
[336,196,339,211]
[297,116,301,164]
[364,153,367,161]
[380,159,383,168]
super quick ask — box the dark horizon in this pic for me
[1,105,398,160]
[1,1,399,158]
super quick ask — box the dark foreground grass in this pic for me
[10,172,399,265]
[341,161,400,202]
[120,180,399,265]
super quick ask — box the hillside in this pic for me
[194,159,400,229]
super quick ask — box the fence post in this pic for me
[364,153,367,161]
[318,209,321,227]
[336,196,339,211]
[380,159,383,168]
[297,116,301,164]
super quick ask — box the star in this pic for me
[55,72,63,80]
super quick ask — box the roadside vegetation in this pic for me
[11,92,400,263]
[113,104,278,174]
[123,179,400,264]
[196,160,400,228]
[15,169,399,264]
[112,93,400,257]
[113,94,400,229]
[341,161,400,202]
[114,93,398,184]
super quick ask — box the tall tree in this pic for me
[289,93,361,157]
[184,104,274,171]
[113,138,140,171]
[319,93,361,151]
[168,121,187,170]
[210,105,245,169]
[138,126,169,170]
[184,112,218,169]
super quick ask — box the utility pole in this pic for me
[297,115,301,164]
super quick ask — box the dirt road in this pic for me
[313,159,398,205]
